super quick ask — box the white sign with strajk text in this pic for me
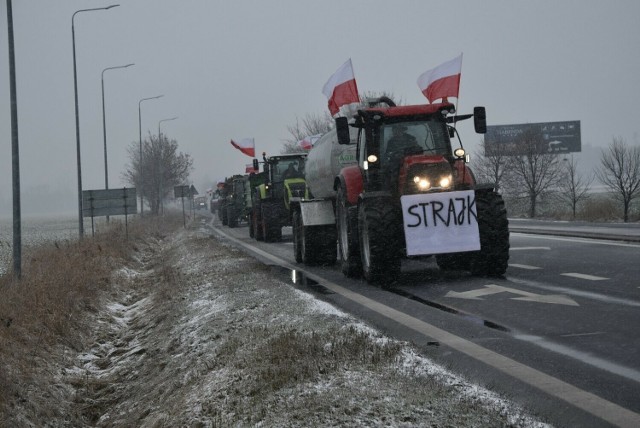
[401,190,480,256]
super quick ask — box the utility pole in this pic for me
[6,0,21,279]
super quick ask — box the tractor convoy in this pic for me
[213,96,509,285]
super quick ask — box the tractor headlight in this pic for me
[454,148,465,158]
[413,176,431,190]
[439,175,452,188]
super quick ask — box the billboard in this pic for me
[484,120,581,156]
[82,188,137,217]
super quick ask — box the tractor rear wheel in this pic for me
[469,191,510,276]
[358,198,401,286]
[221,203,229,226]
[227,205,238,228]
[292,210,303,263]
[253,201,264,241]
[261,202,282,242]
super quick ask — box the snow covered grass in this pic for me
[0,213,551,426]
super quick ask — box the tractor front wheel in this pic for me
[358,198,401,286]
[469,191,510,276]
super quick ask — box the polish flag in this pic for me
[230,138,255,157]
[322,59,360,116]
[417,54,463,103]
[297,134,322,150]
[245,163,258,173]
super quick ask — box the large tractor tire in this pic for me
[292,210,303,263]
[221,203,229,226]
[227,205,238,228]
[249,208,255,238]
[261,201,282,243]
[337,187,361,277]
[469,191,510,276]
[253,201,264,241]
[217,202,224,222]
[358,198,401,286]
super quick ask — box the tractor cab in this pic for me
[337,97,486,196]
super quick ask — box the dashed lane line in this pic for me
[509,263,542,270]
[561,273,609,281]
[211,226,640,428]
[510,246,551,251]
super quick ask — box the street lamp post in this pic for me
[101,63,134,192]
[72,4,119,238]
[158,117,178,215]
[138,95,163,216]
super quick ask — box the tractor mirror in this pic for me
[473,107,487,134]
[252,158,259,171]
[336,117,351,145]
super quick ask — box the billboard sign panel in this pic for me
[484,120,581,156]
[82,188,137,217]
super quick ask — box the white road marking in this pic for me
[514,334,640,383]
[560,332,605,338]
[511,232,640,248]
[508,276,640,307]
[509,263,542,270]
[446,284,579,306]
[510,246,551,251]
[561,273,609,281]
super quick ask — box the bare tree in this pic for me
[506,128,564,218]
[558,154,594,219]
[596,137,640,222]
[282,112,334,154]
[123,133,193,215]
[473,139,510,190]
[282,91,403,154]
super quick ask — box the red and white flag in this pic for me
[297,134,322,150]
[417,54,462,103]
[245,163,258,173]
[322,59,359,116]
[230,138,255,157]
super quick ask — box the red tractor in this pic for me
[293,97,509,285]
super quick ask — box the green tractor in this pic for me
[251,153,309,242]
[223,175,254,228]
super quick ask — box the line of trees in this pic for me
[474,135,640,222]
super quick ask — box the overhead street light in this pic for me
[138,95,164,216]
[158,116,179,141]
[101,63,134,191]
[72,4,120,238]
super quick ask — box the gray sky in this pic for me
[1,0,639,216]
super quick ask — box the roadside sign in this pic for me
[82,188,137,217]
[174,185,191,198]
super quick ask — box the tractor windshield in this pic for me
[277,158,305,181]
[380,120,449,169]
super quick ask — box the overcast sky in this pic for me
[1,0,639,216]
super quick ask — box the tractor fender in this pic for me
[454,160,476,189]
[335,165,363,206]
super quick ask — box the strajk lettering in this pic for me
[406,196,476,228]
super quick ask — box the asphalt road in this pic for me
[204,212,640,428]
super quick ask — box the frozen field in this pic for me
[0,214,82,276]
